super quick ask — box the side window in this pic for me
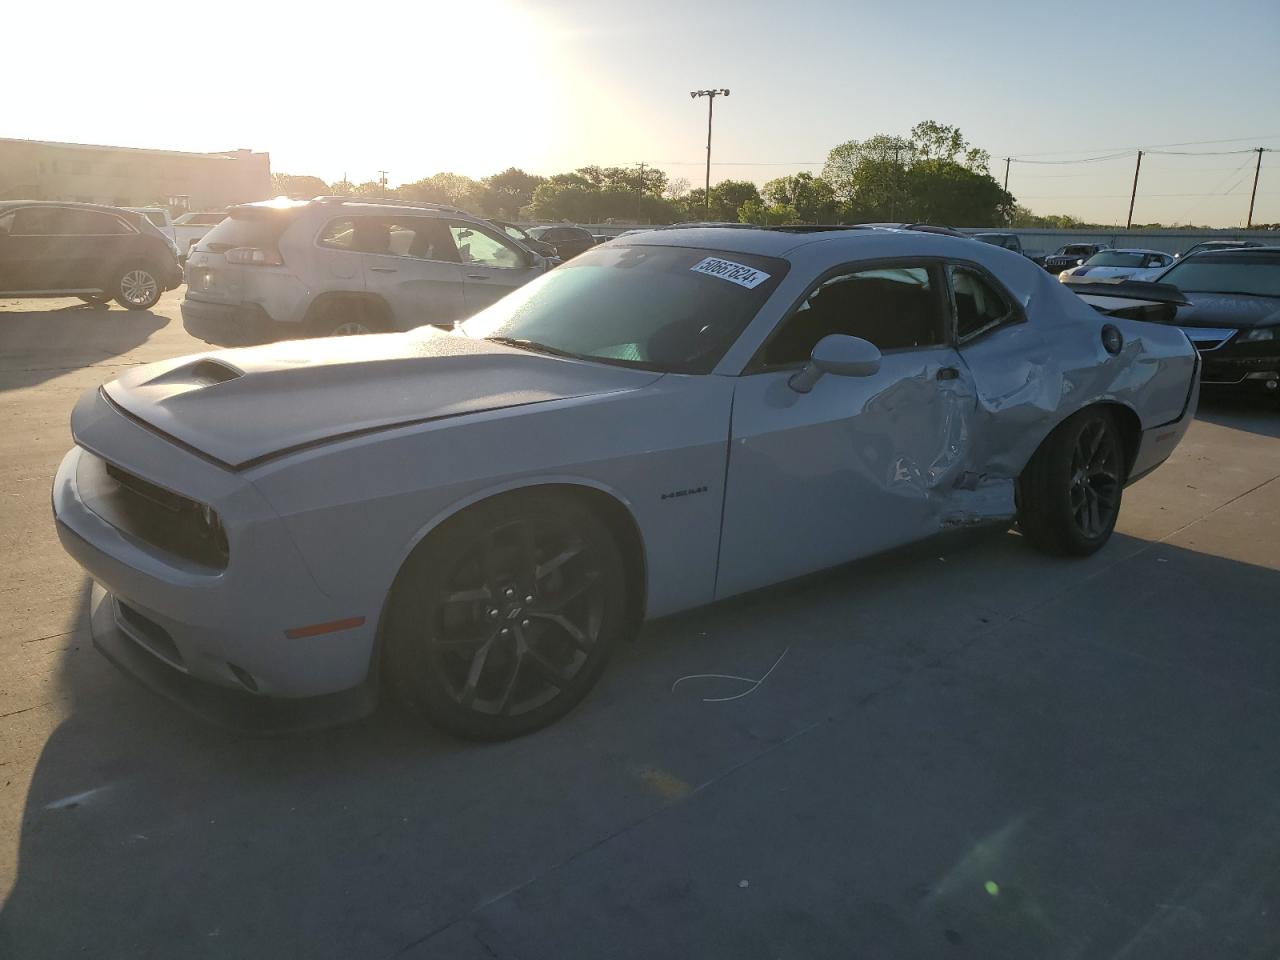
[949,265,1015,341]
[762,264,945,367]
[353,217,459,261]
[318,218,357,250]
[449,222,523,269]
[12,207,69,235]
[61,210,132,235]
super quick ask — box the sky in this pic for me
[7,0,1280,226]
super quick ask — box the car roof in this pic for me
[0,199,140,216]
[1097,248,1167,255]
[622,224,1012,261]
[1182,246,1280,257]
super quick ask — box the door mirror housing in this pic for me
[789,334,882,393]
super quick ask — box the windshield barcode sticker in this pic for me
[689,257,771,289]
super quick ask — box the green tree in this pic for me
[761,172,836,222]
[822,134,911,218]
[476,167,546,218]
[271,173,330,199]
[396,172,480,209]
[905,160,1011,225]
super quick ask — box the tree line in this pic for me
[272,121,1255,229]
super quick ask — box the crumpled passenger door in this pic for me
[715,348,978,600]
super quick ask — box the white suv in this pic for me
[181,197,550,346]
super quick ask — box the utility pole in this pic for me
[1247,147,1265,228]
[1126,151,1143,230]
[690,88,730,216]
[1003,158,1012,225]
[635,161,647,221]
[377,169,389,196]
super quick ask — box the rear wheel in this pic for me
[384,493,627,740]
[114,264,162,310]
[1018,407,1125,556]
[309,298,388,338]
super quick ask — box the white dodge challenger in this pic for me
[52,227,1200,739]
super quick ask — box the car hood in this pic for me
[1170,291,1280,329]
[101,329,662,469]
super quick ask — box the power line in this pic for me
[996,134,1280,158]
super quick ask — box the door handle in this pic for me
[936,366,960,381]
[369,266,397,273]
[466,273,490,280]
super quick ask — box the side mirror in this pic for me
[789,334,882,393]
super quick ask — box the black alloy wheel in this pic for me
[1068,416,1122,539]
[386,493,626,740]
[1018,407,1126,556]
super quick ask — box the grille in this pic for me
[116,600,185,669]
[93,460,229,569]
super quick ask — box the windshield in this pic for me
[1158,253,1280,297]
[459,244,788,373]
[1087,252,1147,267]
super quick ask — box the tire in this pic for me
[309,298,388,338]
[384,492,627,741]
[78,293,112,305]
[113,264,162,310]
[1017,407,1126,556]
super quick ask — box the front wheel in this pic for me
[1017,408,1126,556]
[114,264,162,310]
[384,493,627,740]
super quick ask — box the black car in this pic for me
[1043,242,1112,275]
[0,201,183,309]
[971,232,1025,255]
[488,219,558,260]
[1178,239,1264,259]
[524,224,596,261]
[1150,247,1280,398]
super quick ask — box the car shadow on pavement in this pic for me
[1196,391,1280,438]
[5,527,1280,958]
[0,303,166,393]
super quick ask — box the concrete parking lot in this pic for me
[1,291,1279,958]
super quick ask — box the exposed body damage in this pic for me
[52,226,1198,733]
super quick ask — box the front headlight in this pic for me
[1240,327,1278,342]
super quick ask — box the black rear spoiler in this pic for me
[1064,278,1189,322]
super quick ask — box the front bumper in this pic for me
[90,583,375,733]
[52,395,382,724]
[1200,353,1280,390]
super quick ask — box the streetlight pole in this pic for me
[690,88,729,216]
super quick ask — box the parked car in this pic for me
[1178,239,1264,259]
[1147,247,1280,397]
[1059,248,1174,283]
[523,224,596,260]
[0,201,183,309]
[971,232,1025,255]
[127,207,223,261]
[181,197,552,346]
[488,219,557,260]
[53,227,1197,740]
[173,211,227,258]
[1042,242,1112,275]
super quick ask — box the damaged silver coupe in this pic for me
[52,226,1199,740]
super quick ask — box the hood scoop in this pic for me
[142,358,245,390]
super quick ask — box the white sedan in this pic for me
[1060,248,1175,283]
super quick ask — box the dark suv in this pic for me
[1043,242,1112,275]
[0,201,183,309]
[524,224,596,261]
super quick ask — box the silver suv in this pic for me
[181,197,550,345]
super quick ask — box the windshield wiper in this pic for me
[485,336,586,361]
